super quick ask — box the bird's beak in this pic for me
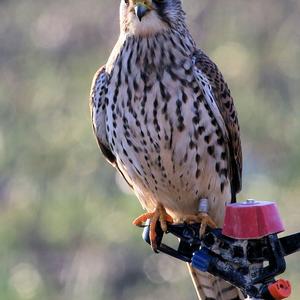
[134,2,151,21]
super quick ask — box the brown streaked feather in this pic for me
[188,264,245,300]
[194,49,243,197]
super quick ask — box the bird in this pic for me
[89,0,243,299]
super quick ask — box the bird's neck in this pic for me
[106,28,196,73]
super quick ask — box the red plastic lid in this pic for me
[268,279,291,299]
[222,200,285,239]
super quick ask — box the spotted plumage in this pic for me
[89,1,243,299]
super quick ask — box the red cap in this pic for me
[268,279,291,299]
[222,200,285,239]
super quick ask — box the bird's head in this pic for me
[119,0,185,37]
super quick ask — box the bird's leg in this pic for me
[133,203,173,251]
[182,198,217,238]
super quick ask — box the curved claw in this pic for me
[132,212,154,227]
[183,212,217,238]
[132,204,173,251]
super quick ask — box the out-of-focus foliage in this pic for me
[1,0,300,299]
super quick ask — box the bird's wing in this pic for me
[90,66,134,189]
[90,66,116,165]
[193,49,243,197]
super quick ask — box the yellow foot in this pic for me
[133,203,173,252]
[182,212,217,238]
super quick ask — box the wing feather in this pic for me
[90,66,116,165]
[193,50,243,196]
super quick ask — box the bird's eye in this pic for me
[124,0,129,6]
[153,0,166,5]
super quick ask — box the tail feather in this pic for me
[187,264,245,300]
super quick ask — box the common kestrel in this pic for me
[90,1,243,299]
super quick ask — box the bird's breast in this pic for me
[104,47,230,215]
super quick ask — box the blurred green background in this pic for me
[1,0,300,299]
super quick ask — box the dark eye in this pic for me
[153,0,166,5]
[124,0,129,6]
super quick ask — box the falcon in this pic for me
[89,0,243,299]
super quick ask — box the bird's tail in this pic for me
[187,263,245,300]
